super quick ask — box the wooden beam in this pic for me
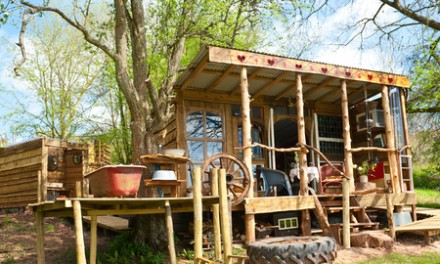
[244,196,315,214]
[386,194,395,240]
[208,46,411,88]
[207,64,236,92]
[230,68,262,95]
[274,74,313,101]
[382,86,401,193]
[303,77,334,98]
[181,55,209,91]
[340,80,355,249]
[253,71,290,98]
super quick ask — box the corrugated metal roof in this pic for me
[175,46,410,105]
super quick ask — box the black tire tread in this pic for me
[247,236,337,264]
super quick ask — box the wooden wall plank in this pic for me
[0,155,42,171]
[0,138,43,157]
[244,196,315,214]
[0,163,42,177]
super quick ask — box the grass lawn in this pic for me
[360,252,440,264]
[415,188,440,208]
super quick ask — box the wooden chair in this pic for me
[259,167,293,196]
[319,163,344,194]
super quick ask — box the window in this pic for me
[237,123,264,160]
[186,111,223,165]
[317,115,344,159]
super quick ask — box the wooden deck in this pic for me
[396,215,440,244]
[83,216,129,233]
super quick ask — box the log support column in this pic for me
[90,216,98,264]
[35,208,45,264]
[381,86,401,194]
[192,168,203,264]
[340,80,355,249]
[296,73,311,236]
[241,66,256,244]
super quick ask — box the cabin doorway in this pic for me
[274,119,298,174]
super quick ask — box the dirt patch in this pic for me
[0,210,111,264]
[1,211,440,263]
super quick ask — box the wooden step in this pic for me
[326,206,365,213]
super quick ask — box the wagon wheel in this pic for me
[201,153,251,206]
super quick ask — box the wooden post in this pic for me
[399,89,411,153]
[35,208,45,264]
[340,80,354,249]
[165,200,177,264]
[90,216,98,264]
[73,181,87,263]
[211,168,222,260]
[386,194,395,240]
[192,167,203,264]
[219,169,233,264]
[73,200,87,264]
[37,170,42,203]
[296,73,311,236]
[241,66,256,244]
[41,139,48,202]
[381,86,401,193]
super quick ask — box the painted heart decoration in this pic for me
[367,72,373,80]
[321,67,328,73]
[388,76,394,83]
[267,58,275,66]
[345,70,351,77]
[295,63,302,69]
[237,54,246,62]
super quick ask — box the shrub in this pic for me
[413,166,440,190]
[98,231,165,264]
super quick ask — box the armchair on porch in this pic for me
[259,167,293,197]
[319,163,344,194]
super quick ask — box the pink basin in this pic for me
[85,165,145,197]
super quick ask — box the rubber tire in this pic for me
[247,236,337,264]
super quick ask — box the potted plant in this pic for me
[353,160,377,183]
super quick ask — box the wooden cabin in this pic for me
[0,138,110,208]
[158,46,415,245]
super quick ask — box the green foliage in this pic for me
[98,231,165,264]
[45,224,55,233]
[178,248,195,260]
[413,166,440,190]
[0,253,15,264]
[360,252,440,264]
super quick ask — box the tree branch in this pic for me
[14,7,37,76]
[20,1,116,60]
[381,0,440,31]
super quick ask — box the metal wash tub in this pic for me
[85,165,145,197]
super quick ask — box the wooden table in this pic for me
[144,179,186,197]
[140,154,191,197]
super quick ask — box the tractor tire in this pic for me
[247,236,337,264]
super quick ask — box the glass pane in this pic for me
[186,112,204,138]
[251,126,264,159]
[187,141,204,163]
[207,141,223,157]
[206,112,223,139]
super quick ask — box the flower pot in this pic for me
[359,175,369,183]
